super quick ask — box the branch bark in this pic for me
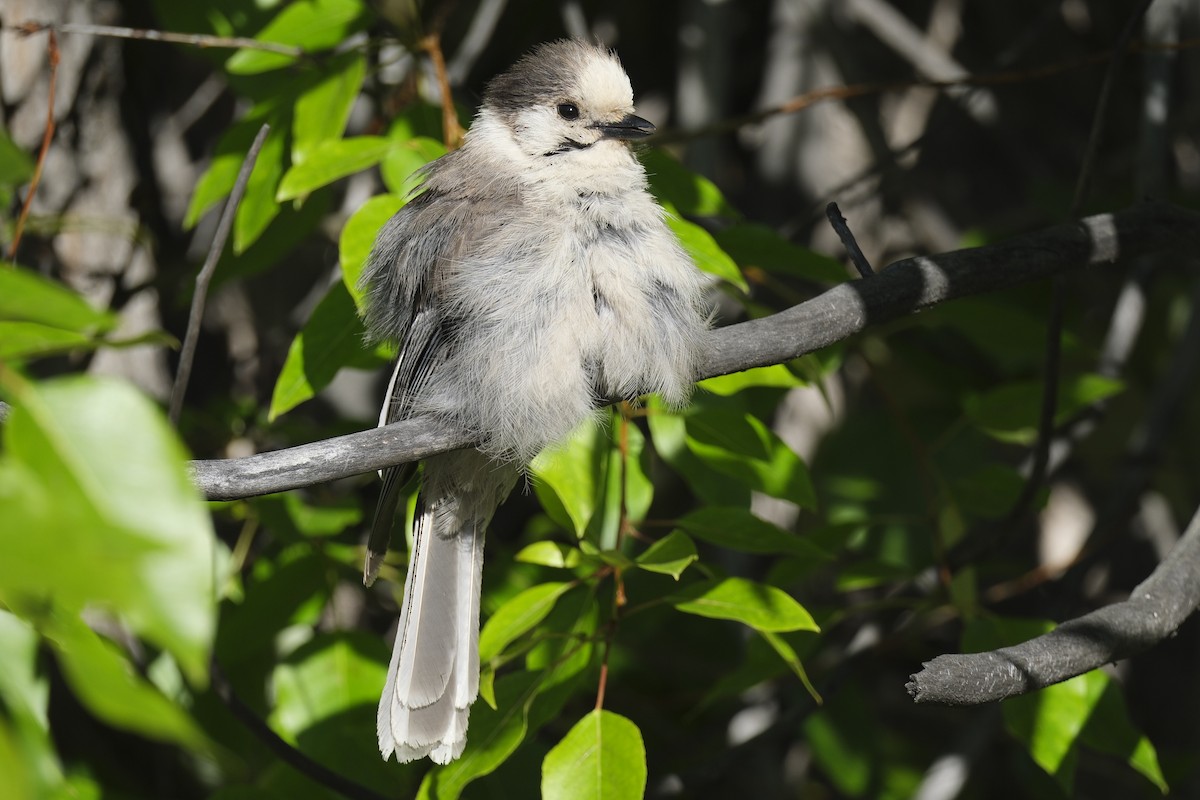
[907,501,1200,705]
[189,201,1200,501]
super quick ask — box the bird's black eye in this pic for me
[557,102,580,120]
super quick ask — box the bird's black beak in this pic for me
[593,113,656,140]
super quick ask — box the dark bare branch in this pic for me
[186,202,1200,501]
[907,502,1200,705]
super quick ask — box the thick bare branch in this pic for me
[907,502,1200,705]
[189,201,1200,501]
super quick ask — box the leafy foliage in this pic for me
[1,1,1195,799]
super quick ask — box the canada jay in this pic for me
[360,38,711,764]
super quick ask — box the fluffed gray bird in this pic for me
[360,38,711,765]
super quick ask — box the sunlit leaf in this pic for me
[664,206,747,291]
[270,632,387,739]
[542,710,647,800]
[269,279,382,420]
[185,116,268,229]
[670,578,818,633]
[532,423,611,539]
[0,266,114,333]
[635,530,697,580]
[233,115,287,253]
[515,541,583,569]
[225,0,369,75]
[685,409,817,508]
[277,136,397,201]
[1004,671,1106,794]
[0,322,93,360]
[417,672,541,800]
[42,611,209,749]
[292,52,367,165]
[0,373,217,684]
[380,136,447,197]
[697,364,804,396]
[340,193,406,309]
[641,149,738,218]
[478,582,573,663]
[1079,679,1168,793]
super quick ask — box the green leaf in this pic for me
[964,374,1125,445]
[714,223,848,282]
[185,114,268,230]
[269,279,380,420]
[542,710,647,800]
[340,193,406,310]
[621,421,655,524]
[759,630,822,704]
[670,578,818,633]
[646,401,751,506]
[524,589,599,688]
[1003,671,1107,793]
[685,409,817,508]
[697,364,804,396]
[804,691,876,796]
[380,136,447,197]
[0,322,94,360]
[0,266,115,333]
[233,114,288,252]
[277,136,397,201]
[217,549,330,665]
[664,206,747,291]
[0,373,217,684]
[531,423,611,539]
[0,127,35,186]
[225,0,369,75]
[417,671,541,800]
[0,610,65,796]
[515,541,583,569]
[478,582,573,663]
[640,149,738,218]
[270,632,387,739]
[292,52,367,165]
[1079,680,1168,793]
[254,492,362,539]
[679,506,830,560]
[635,530,697,580]
[41,610,209,750]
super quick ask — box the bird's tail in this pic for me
[376,453,512,764]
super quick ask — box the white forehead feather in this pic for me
[575,49,634,111]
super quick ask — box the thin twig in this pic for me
[1001,0,1154,529]
[10,20,305,58]
[420,33,464,149]
[651,36,1200,146]
[825,202,874,278]
[594,619,616,711]
[7,29,59,261]
[210,660,390,800]
[168,123,271,425]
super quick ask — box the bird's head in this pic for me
[479,39,655,163]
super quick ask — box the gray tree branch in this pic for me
[189,201,1200,501]
[907,501,1200,705]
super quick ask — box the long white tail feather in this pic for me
[378,452,511,763]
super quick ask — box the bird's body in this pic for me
[361,39,710,764]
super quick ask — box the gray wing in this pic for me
[359,161,518,583]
